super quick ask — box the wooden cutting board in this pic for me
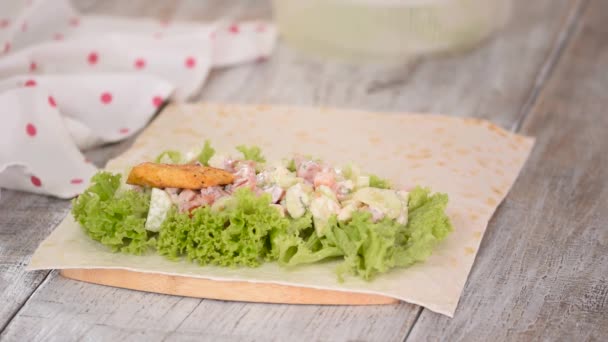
[60,269,399,305]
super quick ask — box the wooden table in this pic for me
[1,0,606,341]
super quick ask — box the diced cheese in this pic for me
[270,166,300,188]
[316,185,338,202]
[310,195,340,236]
[285,183,310,218]
[145,188,173,232]
[353,187,407,221]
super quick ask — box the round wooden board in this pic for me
[60,269,399,305]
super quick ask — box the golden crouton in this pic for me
[126,162,234,189]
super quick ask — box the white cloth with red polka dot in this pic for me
[0,0,277,199]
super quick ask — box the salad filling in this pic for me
[72,142,452,281]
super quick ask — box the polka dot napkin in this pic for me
[0,0,277,199]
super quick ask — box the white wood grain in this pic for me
[0,136,139,333]
[0,271,418,342]
[199,0,575,128]
[0,192,70,331]
[0,0,587,341]
[407,0,608,340]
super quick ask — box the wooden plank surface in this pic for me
[0,0,591,341]
[199,0,578,129]
[408,0,608,340]
[0,270,417,342]
[0,192,70,331]
[0,137,139,333]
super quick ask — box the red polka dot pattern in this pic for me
[31,176,42,187]
[87,52,98,65]
[153,96,163,107]
[134,58,146,69]
[100,92,112,104]
[26,123,37,136]
[185,57,196,69]
[0,7,275,198]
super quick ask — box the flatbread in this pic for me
[28,103,534,317]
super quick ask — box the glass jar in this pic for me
[271,0,512,63]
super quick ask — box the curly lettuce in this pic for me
[236,145,266,163]
[157,188,287,267]
[271,213,343,266]
[197,140,215,166]
[271,186,451,281]
[286,158,297,172]
[369,174,391,189]
[72,172,154,254]
[393,186,452,267]
[154,150,182,164]
[73,168,451,281]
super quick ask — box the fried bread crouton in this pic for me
[126,162,234,189]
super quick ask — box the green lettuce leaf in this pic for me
[71,172,154,254]
[286,158,296,172]
[369,174,391,189]
[197,140,215,166]
[272,213,342,266]
[155,150,182,164]
[327,212,400,281]
[278,186,451,281]
[157,188,287,267]
[73,171,451,281]
[236,145,266,163]
[393,186,452,267]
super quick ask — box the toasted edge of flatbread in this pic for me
[126,162,234,189]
